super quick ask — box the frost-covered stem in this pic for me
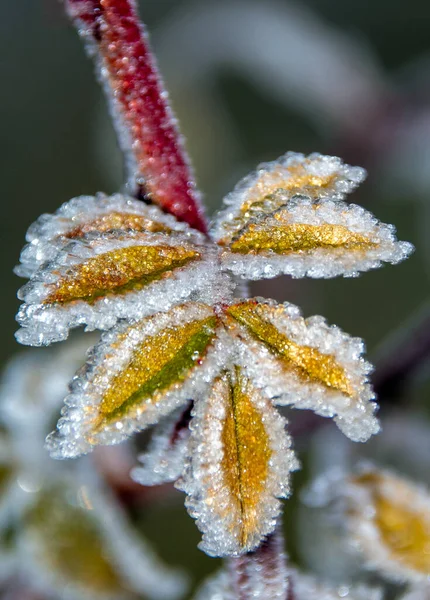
[227,529,291,599]
[64,0,208,232]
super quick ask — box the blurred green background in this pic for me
[1,0,430,594]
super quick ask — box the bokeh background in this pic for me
[1,0,430,596]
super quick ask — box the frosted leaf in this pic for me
[178,367,298,557]
[225,298,379,442]
[219,196,413,280]
[16,230,226,346]
[16,193,206,278]
[337,466,430,584]
[212,152,367,246]
[46,303,232,458]
[20,474,187,600]
[289,569,383,600]
[131,403,192,486]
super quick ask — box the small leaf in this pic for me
[219,197,413,280]
[131,403,192,486]
[179,367,298,557]
[16,230,223,346]
[21,478,187,600]
[212,152,366,247]
[344,467,430,584]
[46,303,230,458]
[226,299,378,442]
[16,193,205,278]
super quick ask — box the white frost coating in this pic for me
[16,193,206,278]
[46,303,233,459]
[289,569,382,600]
[211,152,367,243]
[20,472,187,600]
[16,230,227,346]
[219,197,414,280]
[178,369,298,557]
[131,404,192,486]
[232,298,379,443]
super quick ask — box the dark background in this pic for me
[1,0,430,592]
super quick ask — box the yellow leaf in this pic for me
[180,367,297,556]
[225,299,378,442]
[44,243,201,305]
[46,303,225,458]
[218,197,412,280]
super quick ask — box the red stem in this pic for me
[64,0,208,233]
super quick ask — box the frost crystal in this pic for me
[14,148,413,559]
[179,370,298,556]
[212,152,367,245]
[46,303,232,459]
[229,298,378,442]
[219,196,413,280]
[16,230,224,346]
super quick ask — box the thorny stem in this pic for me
[64,0,208,232]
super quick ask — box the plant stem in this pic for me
[64,0,208,232]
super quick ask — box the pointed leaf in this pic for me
[219,197,413,280]
[179,367,298,557]
[16,230,224,346]
[212,152,366,246]
[46,303,231,458]
[131,403,192,486]
[343,467,430,584]
[16,193,205,278]
[226,299,379,442]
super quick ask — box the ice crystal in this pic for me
[16,193,206,279]
[15,152,412,558]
